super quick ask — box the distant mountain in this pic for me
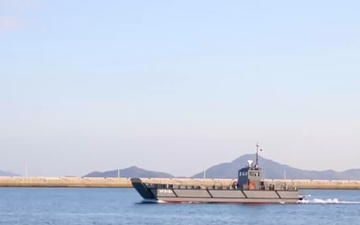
[84,166,174,178]
[0,170,18,176]
[192,154,360,180]
[84,155,360,180]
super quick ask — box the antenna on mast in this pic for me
[255,143,259,167]
[255,142,262,167]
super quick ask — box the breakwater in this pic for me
[0,177,133,188]
[1,176,360,189]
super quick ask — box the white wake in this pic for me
[300,198,360,204]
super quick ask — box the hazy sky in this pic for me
[1,0,359,177]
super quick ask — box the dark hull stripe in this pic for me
[158,199,301,204]
[275,191,282,199]
[206,189,214,198]
[163,201,292,204]
[157,195,299,199]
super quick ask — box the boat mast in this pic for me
[255,143,259,167]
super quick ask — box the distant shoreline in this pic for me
[1,177,360,189]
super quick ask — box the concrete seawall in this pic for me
[0,177,133,188]
[1,176,360,189]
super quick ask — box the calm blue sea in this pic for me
[0,187,359,225]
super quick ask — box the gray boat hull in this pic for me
[131,178,304,204]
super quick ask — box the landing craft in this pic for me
[131,144,306,204]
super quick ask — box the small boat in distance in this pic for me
[131,144,306,204]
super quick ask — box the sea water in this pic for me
[0,187,359,225]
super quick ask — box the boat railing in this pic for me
[145,182,298,191]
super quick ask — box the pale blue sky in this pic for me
[1,0,359,176]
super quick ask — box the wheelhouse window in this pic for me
[239,171,248,176]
